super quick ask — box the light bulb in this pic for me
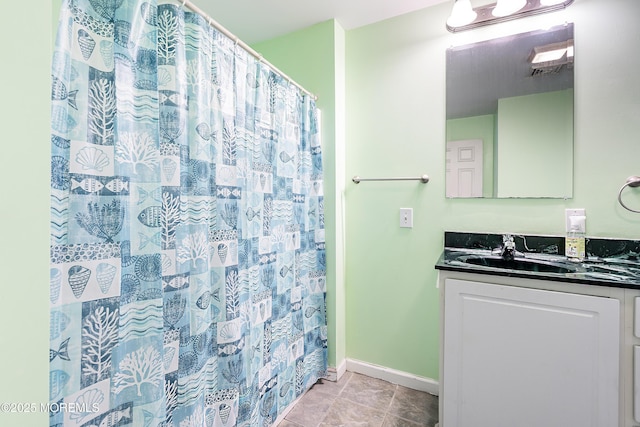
[492,0,527,17]
[447,0,477,28]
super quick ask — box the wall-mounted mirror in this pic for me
[446,23,574,198]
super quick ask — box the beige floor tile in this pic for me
[340,373,397,411]
[278,372,439,427]
[278,421,304,427]
[382,414,425,427]
[311,371,353,397]
[319,397,386,427]
[387,386,438,426]
[284,388,336,427]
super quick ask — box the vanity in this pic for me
[435,232,640,427]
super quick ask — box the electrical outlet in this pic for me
[400,208,413,228]
[565,208,586,232]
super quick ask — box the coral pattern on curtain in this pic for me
[50,0,327,425]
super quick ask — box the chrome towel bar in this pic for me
[352,174,430,184]
[617,175,640,213]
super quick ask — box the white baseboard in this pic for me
[325,358,348,382]
[345,358,439,396]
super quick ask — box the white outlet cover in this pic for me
[565,208,586,232]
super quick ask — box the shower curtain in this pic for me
[50,1,327,426]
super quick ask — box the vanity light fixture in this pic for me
[446,0,574,33]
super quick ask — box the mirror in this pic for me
[446,23,574,198]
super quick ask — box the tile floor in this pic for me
[277,371,439,427]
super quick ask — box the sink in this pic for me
[458,255,578,274]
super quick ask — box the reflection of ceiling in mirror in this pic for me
[446,24,574,119]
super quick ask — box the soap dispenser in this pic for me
[565,214,586,262]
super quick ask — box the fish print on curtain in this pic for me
[50,0,327,425]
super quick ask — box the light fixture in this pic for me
[446,0,574,33]
[492,0,527,17]
[446,0,477,28]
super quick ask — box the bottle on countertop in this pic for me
[565,215,586,262]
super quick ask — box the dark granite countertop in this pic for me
[435,232,640,289]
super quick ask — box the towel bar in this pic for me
[618,175,640,213]
[352,174,429,184]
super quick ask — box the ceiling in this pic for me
[447,24,574,119]
[195,0,449,44]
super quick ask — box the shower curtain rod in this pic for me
[179,0,317,100]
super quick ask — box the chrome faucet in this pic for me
[500,234,516,261]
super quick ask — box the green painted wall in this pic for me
[253,21,347,370]
[30,1,640,414]
[0,0,52,425]
[346,0,640,380]
[446,114,495,197]
[345,6,446,379]
[497,89,573,198]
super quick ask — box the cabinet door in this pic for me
[443,279,620,427]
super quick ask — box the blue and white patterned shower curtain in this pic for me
[50,0,327,425]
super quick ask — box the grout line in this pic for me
[384,384,398,413]
[338,370,353,395]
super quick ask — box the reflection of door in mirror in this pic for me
[446,139,483,198]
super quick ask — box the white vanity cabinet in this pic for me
[438,271,640,427]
